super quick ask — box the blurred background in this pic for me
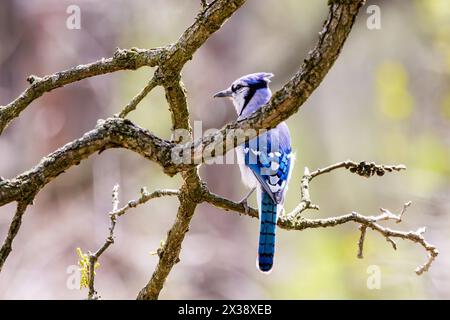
[0,0,449,299]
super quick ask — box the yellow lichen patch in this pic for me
[76,248,100,290]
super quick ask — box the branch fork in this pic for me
[0,0,438,300]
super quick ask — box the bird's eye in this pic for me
[232,84,244,92]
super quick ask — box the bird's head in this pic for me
[214,72,274,117]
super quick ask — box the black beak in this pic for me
[213,88,232,98]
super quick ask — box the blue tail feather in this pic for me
[258,191,277,272]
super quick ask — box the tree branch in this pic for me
[0,198,34,271]
[357,225,367,259]
[2,0,432,300]
[130,0,240,292]
[0,0,366,208]
[137,73,204,299]
[137,170,203,300]
[0,48,164,134]
[0,0,247,134]
[288,161,407,217]
[0,118,178,207]
[160,0,247,73]
[186,0,366,164]
[85,186,178,299]
[202,160,438,276]
[87,185,120,300]
[117,75,161,118]
[0,0,248,283]
[0,2,368,291]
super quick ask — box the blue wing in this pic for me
[244,122,292,204]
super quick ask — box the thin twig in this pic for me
[113,188,179,218]
[86,186,178,299]
[357,225,367,259]
[309,160,407,179]
[287,167,320,218]
[0,47,164,134]
[0,0,369,205]
[204,190,438,275]
[0,0,250,282]
[0,0,402,300]
[0,0,251,135]
[118,76,160,118]
[201,160,438,276]
[288,161,406,218]
[0,200,32,271]
[87,185,120,299]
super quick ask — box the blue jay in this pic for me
[214,72,294,273]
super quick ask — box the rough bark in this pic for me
[0,0,437,300]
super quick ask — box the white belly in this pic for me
[236,146,257,189]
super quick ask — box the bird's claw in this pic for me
[238,187,255,215]
[240,199,250,215]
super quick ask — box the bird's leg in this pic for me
[239,187,256,214]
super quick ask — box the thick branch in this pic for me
[0,1,365,283]
[0,0,436,300]
[0,0,366,207]
[0,0,248,275]
[0,0,374,298]
[0,118,177,207]
[137,170,203,300]
[1,0,365,165]
[137,74,204,299]
[186,0,365,163]
[162,76,192,135]
[0,0,247,134]
[0,48,164,134]
[161,0,247,73]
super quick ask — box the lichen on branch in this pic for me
[0,0,436,301]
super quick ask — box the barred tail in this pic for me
[258,191,277,273]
